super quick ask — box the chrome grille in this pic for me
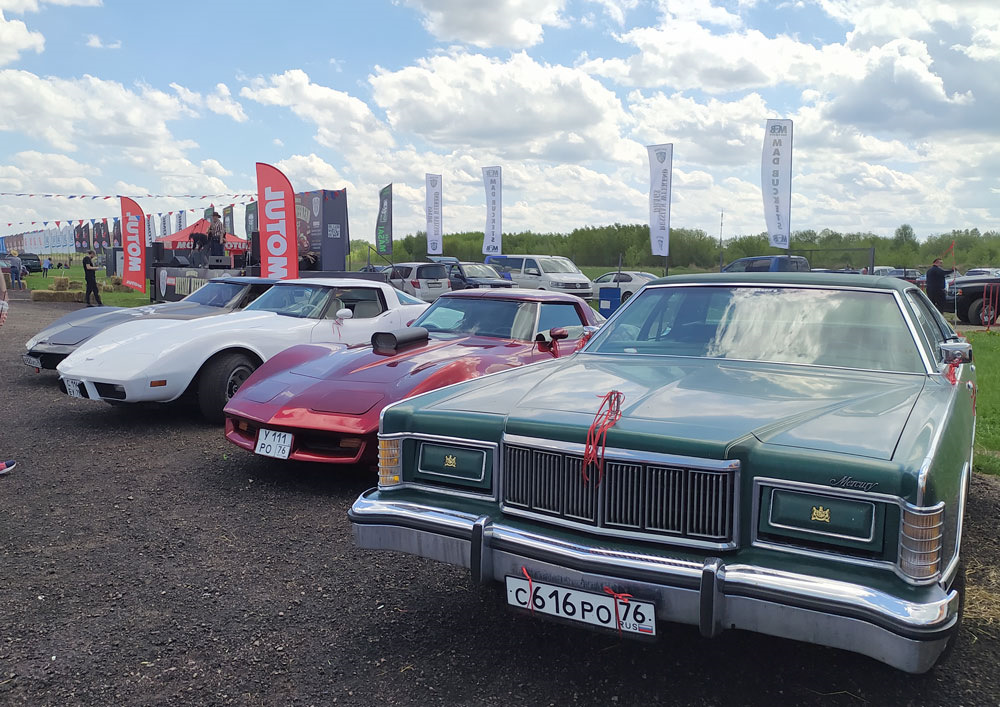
[502,444,736,545]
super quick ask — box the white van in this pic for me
[485,255,593,299]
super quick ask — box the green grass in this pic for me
[23,265,152,307]
[967,330,1000,476]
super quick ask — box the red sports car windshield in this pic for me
[413,298,539,340]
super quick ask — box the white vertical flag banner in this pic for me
[647,144,672,257]
[175,210,187,233]
[145,214,156,246]
[425,174,443,255]
[482,165,502,255]
[160,213,171,238]
[762,119,793,249]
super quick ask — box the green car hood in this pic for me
[421,354,925,461]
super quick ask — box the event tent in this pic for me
[155,218,248,252]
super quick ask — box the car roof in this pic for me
[210,276,277,285]
[280,277,392,288]
[647,271,918,292]
[438,288,588,303]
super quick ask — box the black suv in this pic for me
[953,273,1000,324]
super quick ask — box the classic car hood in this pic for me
[39,301,223,346]
[235,336,533,417]
[61,310,282,362]
[423,355,926,460]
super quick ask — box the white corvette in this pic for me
[56,278,428,421]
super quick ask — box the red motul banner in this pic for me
[255,162,298,280]
[120,196,146,293]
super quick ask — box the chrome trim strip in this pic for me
[765,488,876,543]
[941,462,970,586]
[502,434,740,471]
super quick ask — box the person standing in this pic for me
[42,256,52,277]
[8,251,24,290]
[207,211,225,258]
[925,257,949,311]
[82,249,103,306]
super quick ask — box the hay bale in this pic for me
[31,290,85,303]
[67,280,84,290]
[109,275,123,286]
[52,276,70,291]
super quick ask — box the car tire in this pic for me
[197,352,258,423]
[622,291,632,302]
[968,298,996,326]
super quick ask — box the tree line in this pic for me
[348,225,1000,272]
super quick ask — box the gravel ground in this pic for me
[2,300,999,706]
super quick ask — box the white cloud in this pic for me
[85,33,120,49]
[370,51,633,163]
[241,69,396,160]
[588,0,638,27]
[170,81,247,123]
[272,138,283,147]
[0,0,101,12]
[400,0,567,48]
[0,150,99,193]
[0,10,44,66]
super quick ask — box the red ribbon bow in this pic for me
[582,390,624,485]
[603,586,633,636]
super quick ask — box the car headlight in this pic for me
[378,438,402,487]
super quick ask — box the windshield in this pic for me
[538,257,580,274]
[586,285,923,372]
[462,263,502,278]
[413,298,538,340]
[244,284,333,318]
[183,281,246,308]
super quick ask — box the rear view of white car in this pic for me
[388,262,451,302]
[591,270,658,302]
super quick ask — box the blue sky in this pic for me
[1,0,999,247]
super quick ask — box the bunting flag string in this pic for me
[3,200,255,228]
[0,191,257,200]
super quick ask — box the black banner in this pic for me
[244,201,258,239]
[222,205,235,236]
[375,183,392,256]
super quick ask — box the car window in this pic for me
[586,286,924,373]
[392,266,411,279]
[595,274,613,283]
[462,263,502,278]
[538,257,579,274]
[795,258,810,272]
[417,264,448,279]
[393,290,424,305]
[722,259,747,273]
[524,258,540,273]
[334,287,386,318]
[536,302,585,336]
[905,289,950,356]
[245,284,333,318]
[618,274,633,282]
[183,281,246,307]
[505,257,524,271]
[413,298,538,340]
[244,283,272,306]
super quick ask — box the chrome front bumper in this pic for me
[349,490,959,673]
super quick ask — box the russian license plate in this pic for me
[427,282,441,287]
[505,576,656,636]
[255,429,293,459]
[22,354,42,368]
[64,378,84,399]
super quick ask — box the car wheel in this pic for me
[622,291,632,302]
[968,298,995,326]
[197,352,258,423]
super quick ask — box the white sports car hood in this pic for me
[58,310,281,374]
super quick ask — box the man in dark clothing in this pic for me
[925,258,949,311]
[207,212,225,257]
[82,250,103,306]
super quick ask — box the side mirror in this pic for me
[336,308,354,320]
[549,327,569,341]
[525,268,541,276]
[939,340,972,364]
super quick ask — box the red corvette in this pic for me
[223,289,604,465]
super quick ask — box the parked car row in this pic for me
[17,267,977,674]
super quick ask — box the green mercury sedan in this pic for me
[349,272,975,672]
